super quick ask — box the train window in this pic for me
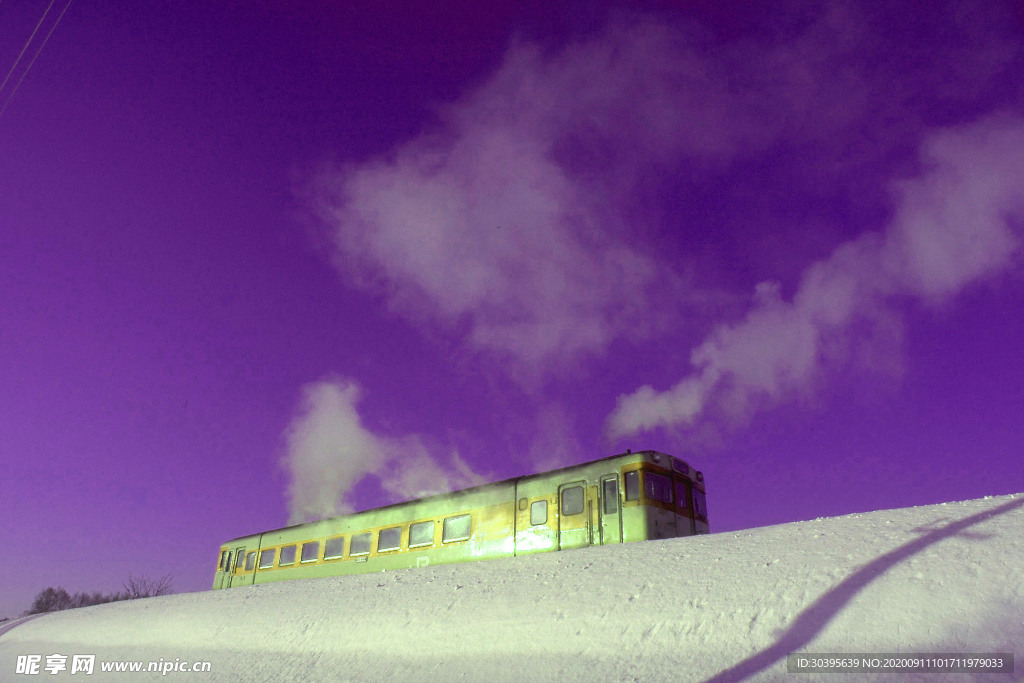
[645,472,673,503]
[561,486,584,515]
[409,521,434,548]
[378,527,401,552]
[279,545,296,566]
[675,480,690,511]
[245,551,256,571]
[258,549,275,569]
[693,490,707,519]
[530,500,547,526]
[624,471,640,501]
[225,551,233,571]
[301,541,319,563]
[324,536,345,560]
[219,550,227,569]
[603,479,619,514]
[442,514,471,543]
[351,532,371,556]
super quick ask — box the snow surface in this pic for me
[2,494,1021,682]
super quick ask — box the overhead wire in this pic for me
[0,0,56,97]
[0,0,75,120]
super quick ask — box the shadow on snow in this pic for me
[704,496,1024,683]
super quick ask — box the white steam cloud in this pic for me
[301,2,1019,472]
[315,5,1014,375]
[282,377,485,524]
[316,22,679,370]
[313,16,836,372]
[608,114,1024,439]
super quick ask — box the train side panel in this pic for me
[213,450,707,589]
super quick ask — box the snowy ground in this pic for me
[2,493,1021,682]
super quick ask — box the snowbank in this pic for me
[2,493,1021,681]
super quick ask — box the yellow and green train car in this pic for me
[213,450,708,589]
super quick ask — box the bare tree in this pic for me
[121,574,174,599]
[26,587,73,614]
[24,575,174,616]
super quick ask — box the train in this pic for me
[213,449,708,589]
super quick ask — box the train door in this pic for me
[558,482,595,550]
[598,474,622,544]
[215,551,231,590]
[674,477,697,536]
[227,545,245,587]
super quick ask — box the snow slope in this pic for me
[2,494,1021,682]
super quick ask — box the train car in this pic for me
[213,450,708,589]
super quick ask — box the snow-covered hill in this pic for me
[2,493,1021,682]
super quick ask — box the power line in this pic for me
[0,0,75,120]
[0,0,56,97]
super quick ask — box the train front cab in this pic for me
[619,452,708,542]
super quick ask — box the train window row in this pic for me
[526,475,681,527]
[225,513,473,573]
[625,469,706,518]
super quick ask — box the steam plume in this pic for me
[282,377,485,524]
[314,5,1015,377]
[608,114,1024,439]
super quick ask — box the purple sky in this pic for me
[2,1,1023,618]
